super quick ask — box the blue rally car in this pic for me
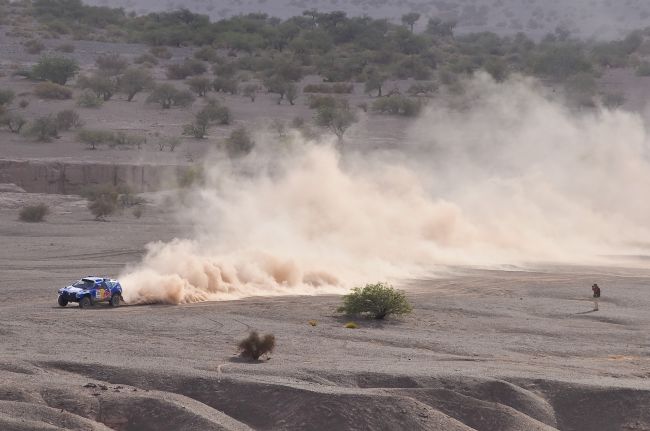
[58,277,123,308]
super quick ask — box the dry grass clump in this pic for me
[19,203,49,222]
[24,39,45,54]
[34,81,72,99]
[238,331,275,361]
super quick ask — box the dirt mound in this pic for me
[21,361,648,431]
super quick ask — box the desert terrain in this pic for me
[87,0,650,40]
[1,195,649,430]
[1,1,650,430]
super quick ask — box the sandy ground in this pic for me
[1,25,650,431]
[0,193,649,431]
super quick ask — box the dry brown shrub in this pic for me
[238,331,275,361]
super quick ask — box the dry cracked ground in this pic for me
[0,193,649,430]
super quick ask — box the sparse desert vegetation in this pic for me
[18,203,49,222]
[238,331,276,361]
[338,282,412,320]
[1,1,650,430]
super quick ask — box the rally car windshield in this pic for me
[72,280,95,289]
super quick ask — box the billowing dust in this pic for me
[120,74,650,304]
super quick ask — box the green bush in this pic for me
[308,95,346,110]
[314,104,357,141]
[224,127,254,157]
[191,98,231,129]
[242,83,259,102]
[55,43,75,53]
[178,166,203,188]
[337,282,412,320]
[166,59,206,80]
[187,76,211,96]
[146,83,194,109]
[194,46,218,62]
[212,77,238,94]
[76,89,103,107]
[0,113,27,133]
[636,62,650,77]
[118,68,153,101]
[110,131,146,149]
[24,39,45,54]
[406,82,438,97]
[303,83,353,94]
[95,52,128,76]
[31,55,79,85]
[238,331,275,361]
[530,44,592,81]
[88,195,116,220]
[149,46,172,59]
[134,53,158,66]
[77,128,114,150]
[19,203,49,222]
[0,89,15,106]
[371,95,422,117]
[77,73,116,101]
[34,81,72,99]
[81,183,121,220]
[27,116,59,142]
[55,109,82,131]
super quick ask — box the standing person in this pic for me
[592,283,601,311]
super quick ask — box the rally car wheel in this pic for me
[78,296,91,309]
[57,295,68,307]
[109,294,120,307]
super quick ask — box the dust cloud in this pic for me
[120,74,650,304]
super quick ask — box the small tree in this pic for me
[337,282,412,320]
[147,84,195,109]
[95,53,128,76]
[77,90,103,108]
[0,113,26,133]
[224,127,254,157]
[88,195,116,220]
[212,77,238,94]
[401,12,421,33]
[19,203,49,222]
[78,74,116,101]
[315,105,357,142]
[285,82,299,105]
[119,68,153,102]
[31,56,79,85]
[184,100,231,138]
[187,76,212,97]
[238,331,275,361]
[77,129,114,150]
[242,83,259,102]
[55,109,83,131]
[364,72,386,97]
[264,76,288,104]
[194,46,218,62]
[83,184,119,220]
[27,116,59,142]
[167,137,181,152]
